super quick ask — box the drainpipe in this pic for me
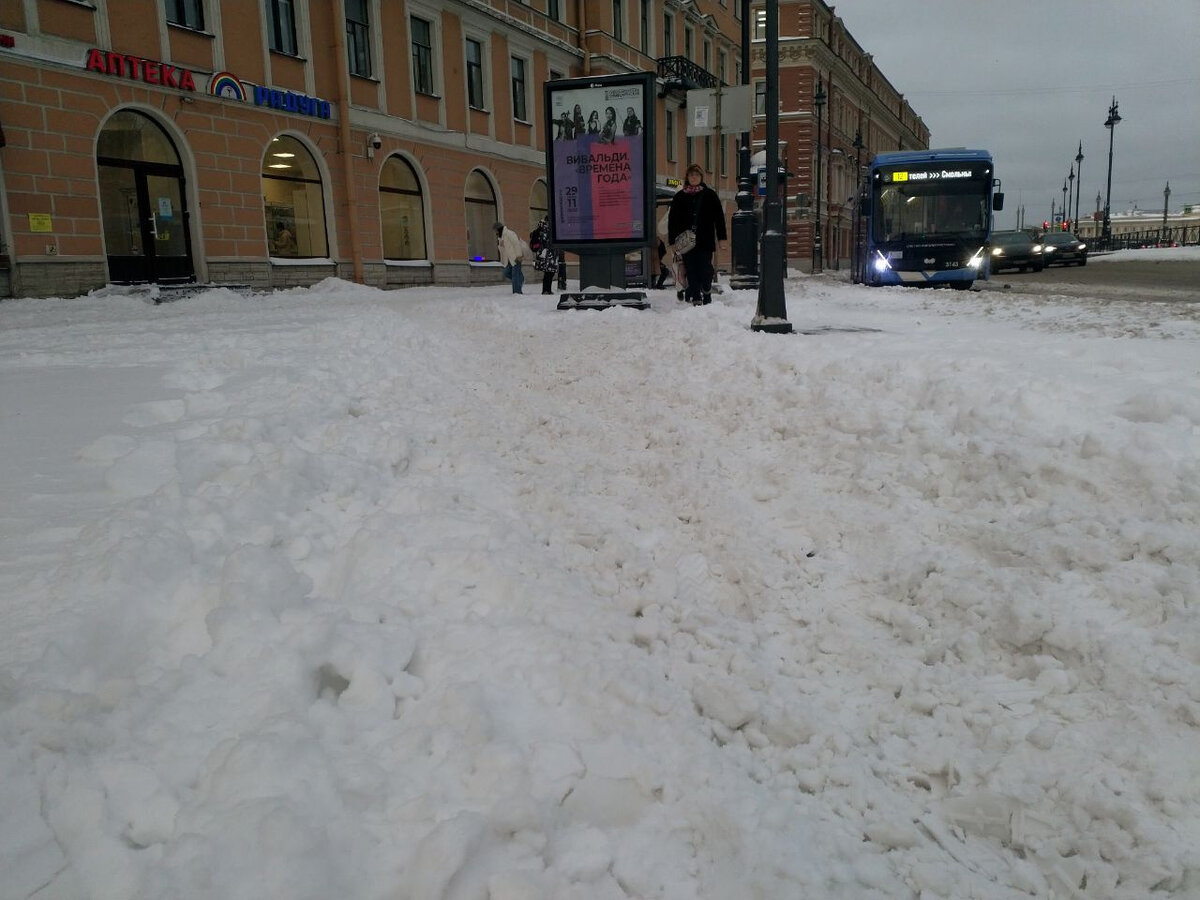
[332,0,365,284]
[578,0,590,74]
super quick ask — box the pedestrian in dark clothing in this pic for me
[667,163,726,304]
[530,217,561,295]
[654,237,669,289]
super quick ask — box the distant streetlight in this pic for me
[1061,178,1068,230]
[1162,181,1171,240]
[1067,165,1075,231]
[1103,97,1121,243]
[1074,142,1084,237]
[812,77,826,272]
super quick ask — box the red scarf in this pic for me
[682,184,704,194]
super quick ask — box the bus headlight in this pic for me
[968,248,985,269]
[873,251,891,272]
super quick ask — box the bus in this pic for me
[858,148,1004,290]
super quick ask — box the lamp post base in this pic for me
[730,186,759,291]
[750,315,793,334]
[754,228,789,330]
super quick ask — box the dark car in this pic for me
[989,230,1044,273]
[1041,231,1088,266]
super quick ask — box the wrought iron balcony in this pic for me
[657,55,718,98]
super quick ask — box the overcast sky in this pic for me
[832,0,1200,230]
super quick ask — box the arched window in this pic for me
[529,179,549,232]
[464,169,499,261]
[380,156,427,260]
[261,136,328,258]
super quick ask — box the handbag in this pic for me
[671,191,703,255]
[503,263,513,279]
[672,228,697,255]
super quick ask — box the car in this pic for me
[989,230,1044,273]
[1041,231,1088,266]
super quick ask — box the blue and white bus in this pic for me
[859,148,1004,290]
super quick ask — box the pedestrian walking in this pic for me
[529,217,561,295]
[495,221,525,294]
[667,163,726,304]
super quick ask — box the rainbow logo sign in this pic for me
[209,71,245,102]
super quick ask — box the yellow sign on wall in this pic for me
[28,213,53,233]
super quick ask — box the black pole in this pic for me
[1061,179,1067,230]
[752,0,790,333]
[852,127,864,282]
[1074,142,1084,239]
[813,78,825,272]
[1162,181,1170,239]
[730,0,758,289]
[1067,166,1074,231]
[1103,97,1120,243]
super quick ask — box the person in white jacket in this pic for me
[494,221,525,294]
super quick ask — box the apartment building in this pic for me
[0,0,925,297]
[747,3,929,270]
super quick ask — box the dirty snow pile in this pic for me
[1,264,1197,899]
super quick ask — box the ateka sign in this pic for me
[85,49,197,92]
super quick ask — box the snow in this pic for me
[1089,245,1200,263]
[1,256,1198,899]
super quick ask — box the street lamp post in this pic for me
[730,0,758,290]
[751,0,791,333]
[1103,97,1121,244]
[1162,181,1171,242]
[1067,166,1075,232]
[851,127,864,282]
[1061,178,1068,230]
[812,77,826,273]
[1074,142,1084,237]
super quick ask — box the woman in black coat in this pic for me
[667,163,727,304]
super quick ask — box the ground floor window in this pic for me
[529,179,549,232]
[380,156,427,260]
[464,169,499,261]
[262,135,328,258]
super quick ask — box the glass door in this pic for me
[97,111,194,285]
[145,173,192,282]
[100,165,194,284]
[100,164,150,283]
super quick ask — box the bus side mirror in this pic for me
[993,192,1005,212]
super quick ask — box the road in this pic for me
[986,253,1199,300]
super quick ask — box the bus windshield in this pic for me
[873,180,989,242]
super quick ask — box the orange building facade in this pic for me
[0,0,926,298]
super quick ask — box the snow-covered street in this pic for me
[2,252,1198,899]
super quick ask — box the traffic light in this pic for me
[1042,221,1050,230]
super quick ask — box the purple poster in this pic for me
[549,83,646,242]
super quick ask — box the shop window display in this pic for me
[261,136,328,258]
